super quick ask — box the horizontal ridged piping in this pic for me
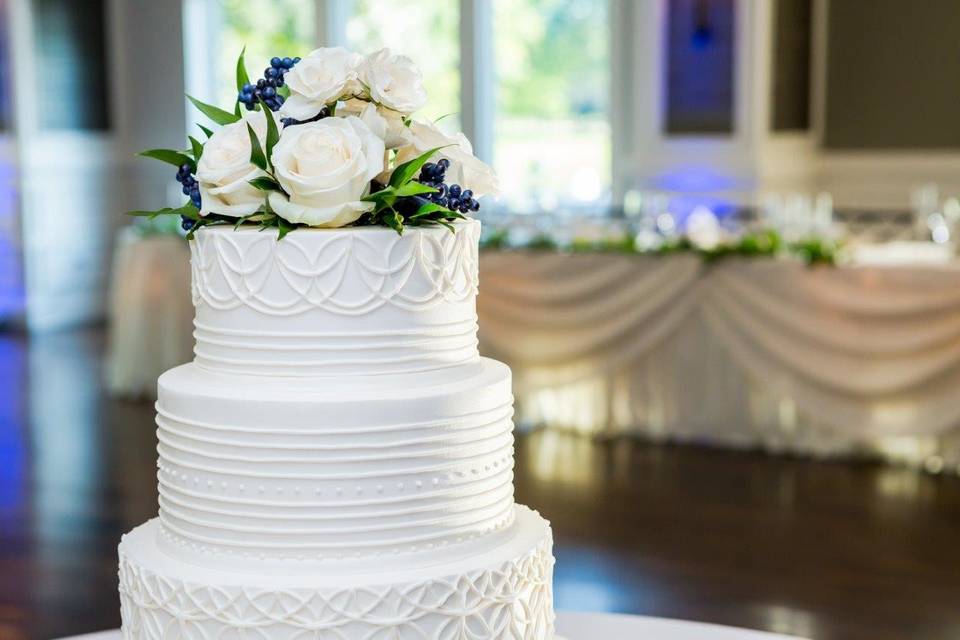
[154,401,515,436]
[159,502,515,550]
[158,482,513,530]
[193,317,478,339]
[157,468,514,510]
[157,430,511,464]
[156,414,511,452]
[158,447,515,481]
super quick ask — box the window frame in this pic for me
[193,0,621,207]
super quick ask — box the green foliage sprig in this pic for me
[481,228,839,266]
[358,146,465,233]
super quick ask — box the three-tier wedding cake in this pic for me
[121,44,555,638]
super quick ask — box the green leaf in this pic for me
[248,176,282,192]
[188,136,204,162]
[409,202,453,219]
[198,124,214,138]
[379,208,404,234]
[235,46,250,92]
[395,181,437,197]
[127,201,198,220]
[233,211,271,229]
[247,123,267,171]
[259,100,280,165]
[138,148,194,169]
[389,146,449,188]
[276,217,296,241]
[187,95,241,126]
[362,186,396,208]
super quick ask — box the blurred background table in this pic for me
[478,251,960,472]
[105,228,193,399]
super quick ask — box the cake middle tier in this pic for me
[155,359,516,568]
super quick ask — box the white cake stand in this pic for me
[56,611,808,640]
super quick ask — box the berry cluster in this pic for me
[177,163,201,230]
[418,159,480,213]
[280,105,330,128]
[238,56,300,112]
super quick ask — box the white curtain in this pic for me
[478,253,960,471]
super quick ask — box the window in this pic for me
[210,0,614,213]
[33,0,110,131]
[345,0,460,126]
[493,0,610,213]
[216,0,316,108]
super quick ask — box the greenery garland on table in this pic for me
[479,229,840,266]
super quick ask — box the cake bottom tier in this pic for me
[119,505,555,640]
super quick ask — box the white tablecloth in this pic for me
[106,229,193,398]
[479,252,960,471]
[56,611,807,639]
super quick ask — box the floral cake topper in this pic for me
[131,47,498,239]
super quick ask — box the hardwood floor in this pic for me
[1,328,958,639]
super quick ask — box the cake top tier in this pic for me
[190,219,480,377]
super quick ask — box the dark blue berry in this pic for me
[437,158,450,170]
[461,189,473,201]
[265,67,279,79]
[469,199,480,212]
[262,86,276,98]
[282,57,294,68]
[271,57,283,69]
[293,56,301,63]
[447,196,461,210]
[182,185,191,195]
[448,184,462,198]
[181,216,194,230]
[256,79,266,89]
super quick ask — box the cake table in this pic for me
[56,611,808,640]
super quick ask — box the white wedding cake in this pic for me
[117,220,556,638]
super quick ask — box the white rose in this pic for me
[357,48,427,114]
[339,98,411,149]
[196,111,274,217]
[281,47,361,120]
[395,120,499,197]
[268,115,385,228]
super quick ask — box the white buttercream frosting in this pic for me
[120,508,555,639]
[154,358,517,567]
[190,220,481,376]
[119,220,556,638]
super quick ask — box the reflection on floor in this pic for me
[1,328,959,640]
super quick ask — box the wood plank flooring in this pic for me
[0,329,958,640]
